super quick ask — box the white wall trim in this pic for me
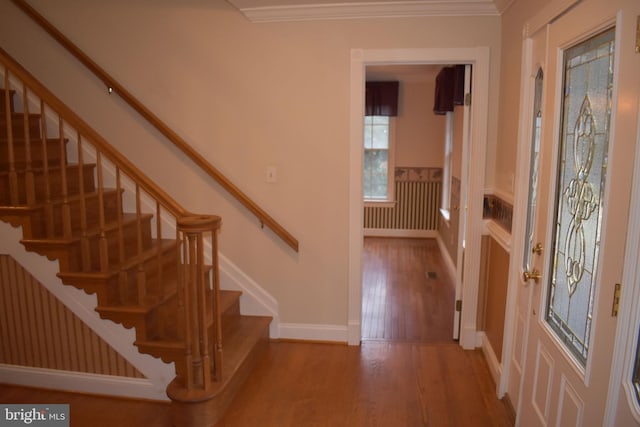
[0,364,167,401]
[483,219,512,253]
[233,1,499,23]
[218,253,280,338]
[484,186,515,206]
[363,228,438,239]
[278,323,348,343]
[0,222,173,401]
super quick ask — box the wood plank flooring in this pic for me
[0,341,513,427]
[362,237,455,342]
[0,238,514,426]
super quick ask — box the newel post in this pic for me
[167,214,223,427]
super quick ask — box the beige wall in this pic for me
[0,0,501,329]
[395,80,445,168]
[494,0,553,196]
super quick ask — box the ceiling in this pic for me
[226,0,514,22]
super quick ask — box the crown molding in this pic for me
[232,1,500,23]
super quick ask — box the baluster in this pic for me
[58,118,71,239]
[135,184,146,304]
[3,70,18,205]
[179,229,194,389]
[96,151,108,272]
[188,231,203,388]
[21,84,35,206]
[196,231,212,387]
[40,100,54,237]
[77,132,90,271]
[156,201,164,300]
[210,223,222,381]
[177,215,222,390]
[116,167,127,304]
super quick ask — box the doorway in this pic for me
[348,47,491,349]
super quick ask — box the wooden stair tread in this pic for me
[96,287,238,317]
[137,315,271,371]
[0,162,93,176]
[20,212,153,244]
[56,238,177,279]
[0,188,121,211]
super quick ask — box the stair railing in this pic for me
[1,47,221,393]
[9,0,299,253]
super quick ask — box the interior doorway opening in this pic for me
[360,63,466,343]
[348,47,491,351]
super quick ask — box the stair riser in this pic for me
[116,253,179,306]
[24,190,121,239]
[59,246,178,307]
[0,114,41,140]
[25,215,153,273]
[0,164,96,205]
[0,138,67,171]
[0,89,16,114]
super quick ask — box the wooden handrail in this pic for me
[10,0,299,252]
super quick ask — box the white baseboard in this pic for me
[0,364,168,401]
[364,229,438,239]
[278,323,348,343]
[347,320,361,346]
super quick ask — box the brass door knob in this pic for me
[523,269,543,283]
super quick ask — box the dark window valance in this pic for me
[365,81,399,117]
[433,65,465,115]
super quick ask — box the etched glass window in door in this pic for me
[545,28,615,366]
[523,68,543,272]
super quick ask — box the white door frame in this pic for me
[348,47,491,349]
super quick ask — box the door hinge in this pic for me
[612,283,622,317]
[456,300,462,312]
[464,93,472,106]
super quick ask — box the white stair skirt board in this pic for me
[0,364,166,401]
[0,222,174,401]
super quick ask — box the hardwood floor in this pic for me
[362,237,455,342]
[0,238,514,426]
[1,341,513,427]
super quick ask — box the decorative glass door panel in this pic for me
[545,28,615,366]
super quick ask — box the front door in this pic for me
[517,0,640,425]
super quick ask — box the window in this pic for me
[441,112,454,218]
[363,115,394,202]
[522,68,543,272]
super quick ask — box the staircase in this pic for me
[0,49,271,427]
